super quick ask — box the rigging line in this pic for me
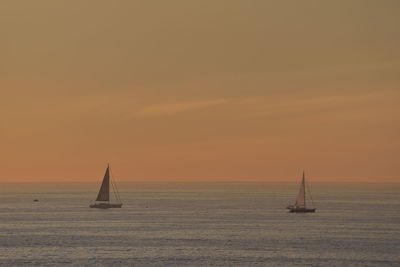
[112,176,121,203]
[111,178,118,202]
[113,179,121,203]
[109,167,121,203]
[306,180,315,208]
[112,173,122,203]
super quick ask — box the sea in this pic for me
[0,182,399,266]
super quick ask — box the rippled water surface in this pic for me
[0,182,399,266]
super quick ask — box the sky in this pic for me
[1,1,399,182]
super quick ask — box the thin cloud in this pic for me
[236,89,400,119]
[132,99,228,118]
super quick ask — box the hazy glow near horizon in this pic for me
[1,1,399,182]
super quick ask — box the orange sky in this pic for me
[1,1,399,182]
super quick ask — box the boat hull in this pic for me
[90,203,122,209]
[289,207,316,213]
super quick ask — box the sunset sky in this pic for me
[1,1,399,182]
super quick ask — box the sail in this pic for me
[96,166,110,201]
[294,172,306,207]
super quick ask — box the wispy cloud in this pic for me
[132,99,228,118]
[237,89,400,118]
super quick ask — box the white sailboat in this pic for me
[287,171,316,213]
[90,164,122,209]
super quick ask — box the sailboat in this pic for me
[90,164,122,209]
[287,171,316,213]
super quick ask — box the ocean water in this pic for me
[0,182,399,266]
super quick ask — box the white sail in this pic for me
[294,172,306,207]
[95,166,110,201]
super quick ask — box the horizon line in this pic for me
[0,180,399,184]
